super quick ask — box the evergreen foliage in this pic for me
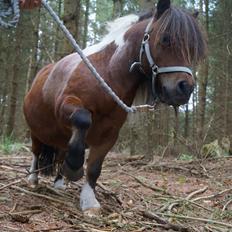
[0,0,231,157]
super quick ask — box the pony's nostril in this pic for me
[177,80,191,95]
[162,86,167,95]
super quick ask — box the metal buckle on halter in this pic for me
[151,65,158,75]
[143,33,150,44]
[151,65,158,100]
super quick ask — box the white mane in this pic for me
[84,14,139,56]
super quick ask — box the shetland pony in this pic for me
[24,0,206,216]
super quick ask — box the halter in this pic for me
[130,18,193,100]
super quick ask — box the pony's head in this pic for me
[140,0,207,106]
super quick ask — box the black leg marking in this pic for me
[62,108,91,181]
[71,108,92,130]
[87,159,103,189]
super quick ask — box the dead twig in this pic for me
[142,210,190,232]
[222,198,232,211]
[125,172,170,195]
[0,209,42,219]
[97,181,123,206]
[10,185,72,206]
[156,212,232,228]
[186,186,208,200]
[192,188,232,202]
[0,179,21,191]
[168,186,209,212]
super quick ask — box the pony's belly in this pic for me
[30,122,70,149]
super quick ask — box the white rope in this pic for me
[42,0,137,113]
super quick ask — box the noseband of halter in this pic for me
[130,18,193,100]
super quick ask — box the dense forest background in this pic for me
[0,0,231,159]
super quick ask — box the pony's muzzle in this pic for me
[158,73,194,106]
[176,80,194,97]
[61,160,84,181]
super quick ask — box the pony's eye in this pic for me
[161,34,171,47]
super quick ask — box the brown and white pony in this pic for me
[24,0,206,216]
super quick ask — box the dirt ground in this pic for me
[0,150,232,232]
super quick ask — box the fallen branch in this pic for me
[97,181,123,205]
[11,185,72,206]
[186,186,208,200]
[125,172,170,195]
[156,212,232,228]
[0,209,42,219]
[192,188,232,202]
[142,210,190,232]
[167,186,209,212]
[222,198,232,211]
[0,180,21,191]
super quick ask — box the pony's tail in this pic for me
[38,145,56,176]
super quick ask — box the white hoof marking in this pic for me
[28,174,38,186]
[54,178,66,190]
[80,183,100,212]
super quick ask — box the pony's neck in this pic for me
[107,19,150,105]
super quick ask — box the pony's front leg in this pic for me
[80,132,119,217]
[57,96,92,182]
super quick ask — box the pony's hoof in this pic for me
[83,208,101,218]
[61,161,84,181]
[54,178,66,190]
[28,174,38,186]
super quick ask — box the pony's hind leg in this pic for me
[28,154,39,185]
[54,150,66,190]
[28,136,41,185]
[28,136,56,186]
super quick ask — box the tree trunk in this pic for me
[82,0,90,48]
[112,0,123,18]
[63,0,81,54]
[197,0,209,140]
[184,104,189,138]
[5,28,21,136]
[138,0,154,11]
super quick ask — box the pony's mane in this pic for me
[153,6,207,65]
[84,7,206,65]
[84,14,139,56]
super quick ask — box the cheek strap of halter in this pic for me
[130,18,193,100]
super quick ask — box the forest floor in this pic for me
[0,149,232,232]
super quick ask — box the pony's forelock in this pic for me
[153,7,207,65]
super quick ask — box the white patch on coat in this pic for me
[83,14,139,56]
[43,14,138,102]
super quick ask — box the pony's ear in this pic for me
[155,0,171,19]
[192,10,199,18]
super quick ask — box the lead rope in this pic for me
[0,0,20,28]
[41,0,145,113]
[0,0,154,113]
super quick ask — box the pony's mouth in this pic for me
[158,87,192,106]
[155,75,194,106]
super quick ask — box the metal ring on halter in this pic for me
[143,34,150,43]
[152,65,158,74]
